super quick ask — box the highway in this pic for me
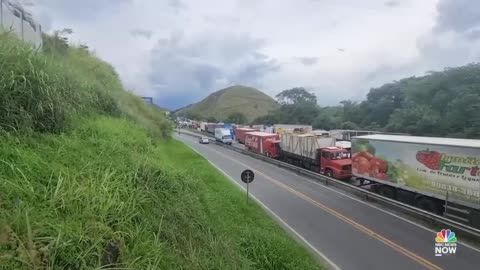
[175,132,480,270]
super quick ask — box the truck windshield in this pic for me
[330,152,351,160]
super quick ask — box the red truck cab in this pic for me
[319,147,352,179]
[245,132,280,158]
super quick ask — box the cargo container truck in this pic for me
[274,124,312,135]
[236,128,259,144]
[200,122,207,132]
[244,132,280,157]
[278,133,352,179]
[352,134,480,226]
[206,123,224,134]
[215,128,233,144]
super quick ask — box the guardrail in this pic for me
[176,129,480,240]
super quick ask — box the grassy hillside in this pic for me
[176,85,279,122]
[0,34,321,269]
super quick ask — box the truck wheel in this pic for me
[265,152,271,158]
[378,185,396,199]
[325,169,333,178]
[415,197,443,215]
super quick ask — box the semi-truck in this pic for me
[274,124,312,135]
[278,133,352,179]
[214,128,233,144]
[244,131,352,179]
[236,128,259,144]
[244,132,280,157]
[352,134,480,226]
[206,123,224,134]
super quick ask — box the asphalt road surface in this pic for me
[175,133,480,270]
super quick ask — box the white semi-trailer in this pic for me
[352,134,480,226]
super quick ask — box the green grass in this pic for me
[0,32,321,269]
[0,117,322,269]
[0,32,171,137]
[175,85,279,122]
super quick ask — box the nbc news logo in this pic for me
[435,229,457,257]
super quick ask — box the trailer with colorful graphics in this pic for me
[352,134,480,226]
[236,128,259,144]
[244,132,280,157]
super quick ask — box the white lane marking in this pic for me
[178,133,480,253]
[176,136,342,270]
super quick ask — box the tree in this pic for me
[313,113,336,130]
[225,112,247,124]
[276,87,317,105]
[340,121,359,130]
[185,111,202,121]
[206,116,217,123]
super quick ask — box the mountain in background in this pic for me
[174,85,279,122]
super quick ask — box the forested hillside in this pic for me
[254,64,480,139]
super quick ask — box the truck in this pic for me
[352,134,480,226]
[278,133,352,179]
[223,123,235,140]
[245,132,280,157]
[200,122,207,132]
[274,124,312,135]
[214,128,233,144]
[236,128,259,144]
[206,123,224,134]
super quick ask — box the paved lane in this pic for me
[176,133,480,270]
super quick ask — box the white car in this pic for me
[199,137,210,144]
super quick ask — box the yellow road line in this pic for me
[208,145,442,270]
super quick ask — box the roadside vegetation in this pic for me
[0,32,321,269]
[253,65,480,139]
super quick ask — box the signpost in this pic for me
[241,169,255,203]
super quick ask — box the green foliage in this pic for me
[254,87,319,125]
[206,116,218,123]
[276,87,317,105]
[174,85,279,122]
[256,64,480,138]
[0,117,322,269]
[225,112,248,124]
[340,121,359,130]
[0,32,319,269]
[0,32,171,137]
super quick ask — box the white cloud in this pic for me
[25,0,480,109]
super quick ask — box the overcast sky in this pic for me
[25,0,480,109]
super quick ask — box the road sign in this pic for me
[241,169,255,184]
[241,169,255,204]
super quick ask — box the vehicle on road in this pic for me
[243,131,352,179]
[215,128,233,144]
[245,132,280,157]
[206,123,224,134]
[278,133,352,179]
[352,134,480,226]
[236,128,259,144]
[199,136,210,144]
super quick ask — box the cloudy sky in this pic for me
[24,0,480,109]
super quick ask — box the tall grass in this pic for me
[0,33,321,269]
[0,32,171,136]
[0,117,322,269]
